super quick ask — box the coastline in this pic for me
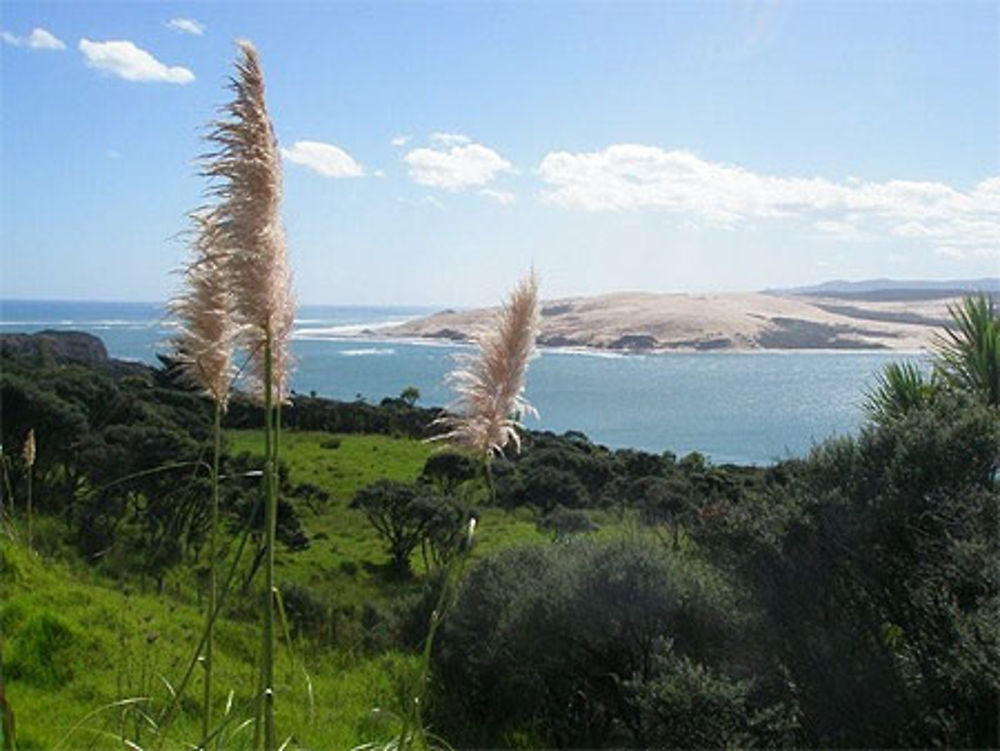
[363,290,962,354]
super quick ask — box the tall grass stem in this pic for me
[202,401,223,746]
[262,333,277,751]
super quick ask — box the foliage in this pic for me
[866,292,1000,423]
[351,481,452,576]
[429,538,760,747]
[863,360,936,423]
[933,292,1000,407]
[226,391,442,439]
[629,639,801,748]
[419,451,479,494]
[699,395,1000,747]
[535,505,598,540]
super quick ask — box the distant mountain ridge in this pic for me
[770,278,1000,300]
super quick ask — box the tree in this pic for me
[631,476,691,549]
[351,480,438,575]
[400,386,421,406]
[519,465,589,513]
[420,450,479,494]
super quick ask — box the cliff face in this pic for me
[0,330,109,365]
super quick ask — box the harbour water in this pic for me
[0,299,927,465]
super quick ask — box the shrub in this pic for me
[536,505,598,540]
[733,395,1000,748]
[430,538,757,747]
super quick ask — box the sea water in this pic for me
[0,299,926,465]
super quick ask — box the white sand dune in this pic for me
[374,291,965,352]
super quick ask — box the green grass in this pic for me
[2,540,422,750]
[227,430,552,608]
[4,429,614,749]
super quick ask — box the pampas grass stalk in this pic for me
[433,271,540,502]
[170,209,235,745]
[22,429,35,552]
[202,40,293,751]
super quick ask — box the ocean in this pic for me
[0,299,926,465]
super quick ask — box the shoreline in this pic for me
[291,330,931,357]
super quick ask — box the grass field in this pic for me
[3,429,574,749]
[226,430,554,605]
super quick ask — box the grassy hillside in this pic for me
[2,430,559,749]
[2,538,425,750]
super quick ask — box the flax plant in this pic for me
[932,292,1000,408]
[432,271,540,502]
[169,209,235,746]
[201,40,293,751]
[22,430,34,551]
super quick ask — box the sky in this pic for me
[1,0,997,306]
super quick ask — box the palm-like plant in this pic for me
[864,361,935,424]
[932,292,1000,408]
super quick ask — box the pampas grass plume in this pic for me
[22,429,35,468]
[170,212,235,407]
[435,271,540,456]
[204,39,294,403]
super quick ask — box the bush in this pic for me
[430,538,758,747]
[536,505,598,540]
[730,395,1000,748]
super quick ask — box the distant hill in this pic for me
[769,278,1000,302]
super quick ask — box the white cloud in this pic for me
[391,135,411,148]
[421,195,446,210]
[28,28,65,49]
[813,219,873,242]
[537,144,1000,258]
[480,188,517,205]
[2,27,66,50]
[78,39,194,83]
[404,136,513,191]
[430,132,472,147]
[281,141,364,178]
[936,247,968,260]
[167,18,205,36]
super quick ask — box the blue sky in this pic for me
[1,1,997,306]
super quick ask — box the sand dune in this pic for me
[374,291,966,352]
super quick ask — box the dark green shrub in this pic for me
[279,582,327,639]
[518,465,589,512]
[536,505,598,540]
[420,450,479,494]
[430,538,756,747]
[730,395,1000,748]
